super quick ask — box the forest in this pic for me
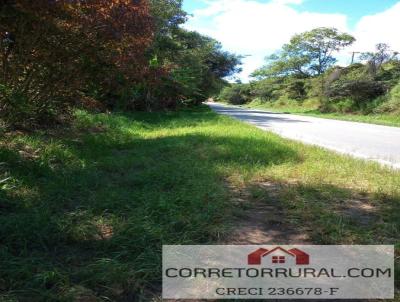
[0,0,241,129]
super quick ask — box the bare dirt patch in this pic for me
[223,181,311,245]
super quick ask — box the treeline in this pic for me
[0,0,241,129]
[219,27,400,115]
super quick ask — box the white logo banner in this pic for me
[163,245,394,299]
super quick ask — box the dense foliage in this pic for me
[0,0,241,129]
[219,83,251,105]
[221,28,400,115]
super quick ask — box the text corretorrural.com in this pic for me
[162,245,394,300]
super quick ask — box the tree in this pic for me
[252,52,310,79]
[154,29,242,105]
[219,83,251,105]
[253,27,355,79]
[0,0,242,126]
[146,1,242,105]
[147,0,187,63]
[0,0,154,127]
[361,43,393,77]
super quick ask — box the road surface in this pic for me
[207,102,400,169]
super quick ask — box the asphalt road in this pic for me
[207,102,400,169]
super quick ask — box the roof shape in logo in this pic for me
[248,247,309,265]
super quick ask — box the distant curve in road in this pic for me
[207,102,400,169]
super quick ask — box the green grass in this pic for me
[245,99,400,127]
[0,106,399,300]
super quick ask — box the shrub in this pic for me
[390,81,400,101]
[284,79,307,100]
[0,1,153,129]
[376,60,400,86]
[0,3,83,128]
[307,76,325,98]
[375,82,400,113]
[339,63,369,81]
[251,78,285,101]
[325,80,386,109]
[219,84,252,105]
[319,98,355,113]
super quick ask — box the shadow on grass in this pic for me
[0,109,299,301]
[236,179,400,297]
[1,107,398,300]
[244,180,399,245]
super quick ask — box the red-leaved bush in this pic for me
[0,0,154,128]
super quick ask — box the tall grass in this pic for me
[0,106,399,300]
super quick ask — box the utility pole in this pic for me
[350,50,399,65]
[350,51,361,64]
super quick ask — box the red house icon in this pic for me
[248,247,309,265]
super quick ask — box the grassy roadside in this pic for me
[244,99,400,127]
[1,106,399,300]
